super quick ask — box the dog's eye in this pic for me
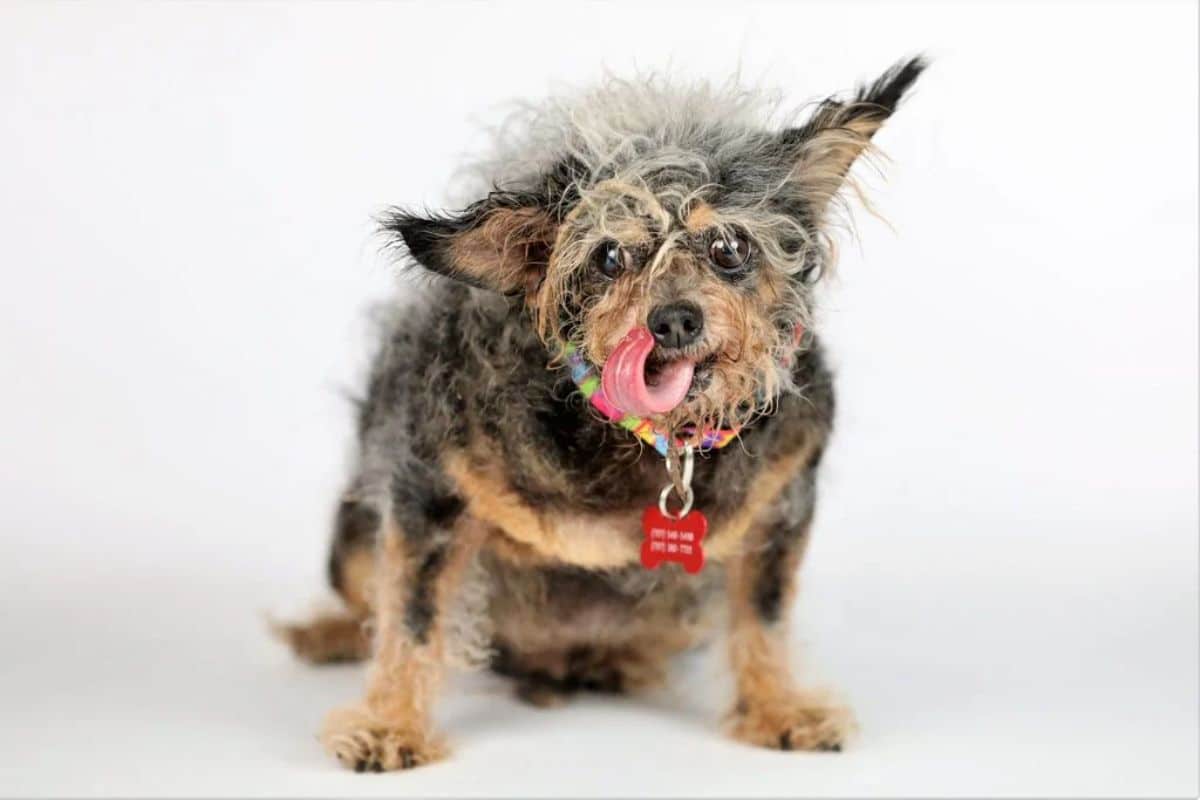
[593,241,628,279]
[709,233,750,271]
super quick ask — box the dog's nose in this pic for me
[647,302,704,349]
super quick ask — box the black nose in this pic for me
[647,302,704,349]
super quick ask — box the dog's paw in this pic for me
[320,707,446,773]
[727,692,855,752]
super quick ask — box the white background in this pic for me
[1,1,1196,797]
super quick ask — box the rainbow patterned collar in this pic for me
[562,343,739,457]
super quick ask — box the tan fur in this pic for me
[792,110,887,219]
[724,525,856,751]
[321,515,484,771]
[531,180,806,433]
[447,441,816,568]
[278,543,376,664]
[683,201,718,233]
[303,63,931,770]
[681,275,783,432]
[338,546,376,614]
[448,207,557,298]
[444,450,644,569]
[274,611,370,664]
[534,180,658,344]
[285,442,813,669]
[580,266,654,361]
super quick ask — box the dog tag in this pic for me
[641,505,707,574]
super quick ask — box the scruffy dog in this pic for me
[280,57,925,772]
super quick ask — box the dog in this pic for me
[279,57,925,772]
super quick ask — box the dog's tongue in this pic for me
[601,327,695,417]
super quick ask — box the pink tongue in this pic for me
[600,327,696,417]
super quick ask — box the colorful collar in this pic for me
[562,343,740,457]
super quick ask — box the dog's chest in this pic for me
[444,445,780,569]
[445,449,651,568]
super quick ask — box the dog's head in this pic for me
[387,58,925,435]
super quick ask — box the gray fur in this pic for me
[322,60,923,691]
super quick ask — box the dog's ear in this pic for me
[780,56,926,216]
[382,192,557,297]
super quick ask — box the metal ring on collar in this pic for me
[658,483,694,520]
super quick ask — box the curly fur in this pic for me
[385,58,923,433]
[285,57,926,772]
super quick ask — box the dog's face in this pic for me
[390,59,924,434]
[539,174,813,434]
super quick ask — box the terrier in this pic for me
[280,57,926,772]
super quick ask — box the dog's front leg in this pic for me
[724,497,855,752]
[320,509,480,772]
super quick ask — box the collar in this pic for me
[562,343,740,457]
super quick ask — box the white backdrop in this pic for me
[1,2,1196,797]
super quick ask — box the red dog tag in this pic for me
[641,505,708,574]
